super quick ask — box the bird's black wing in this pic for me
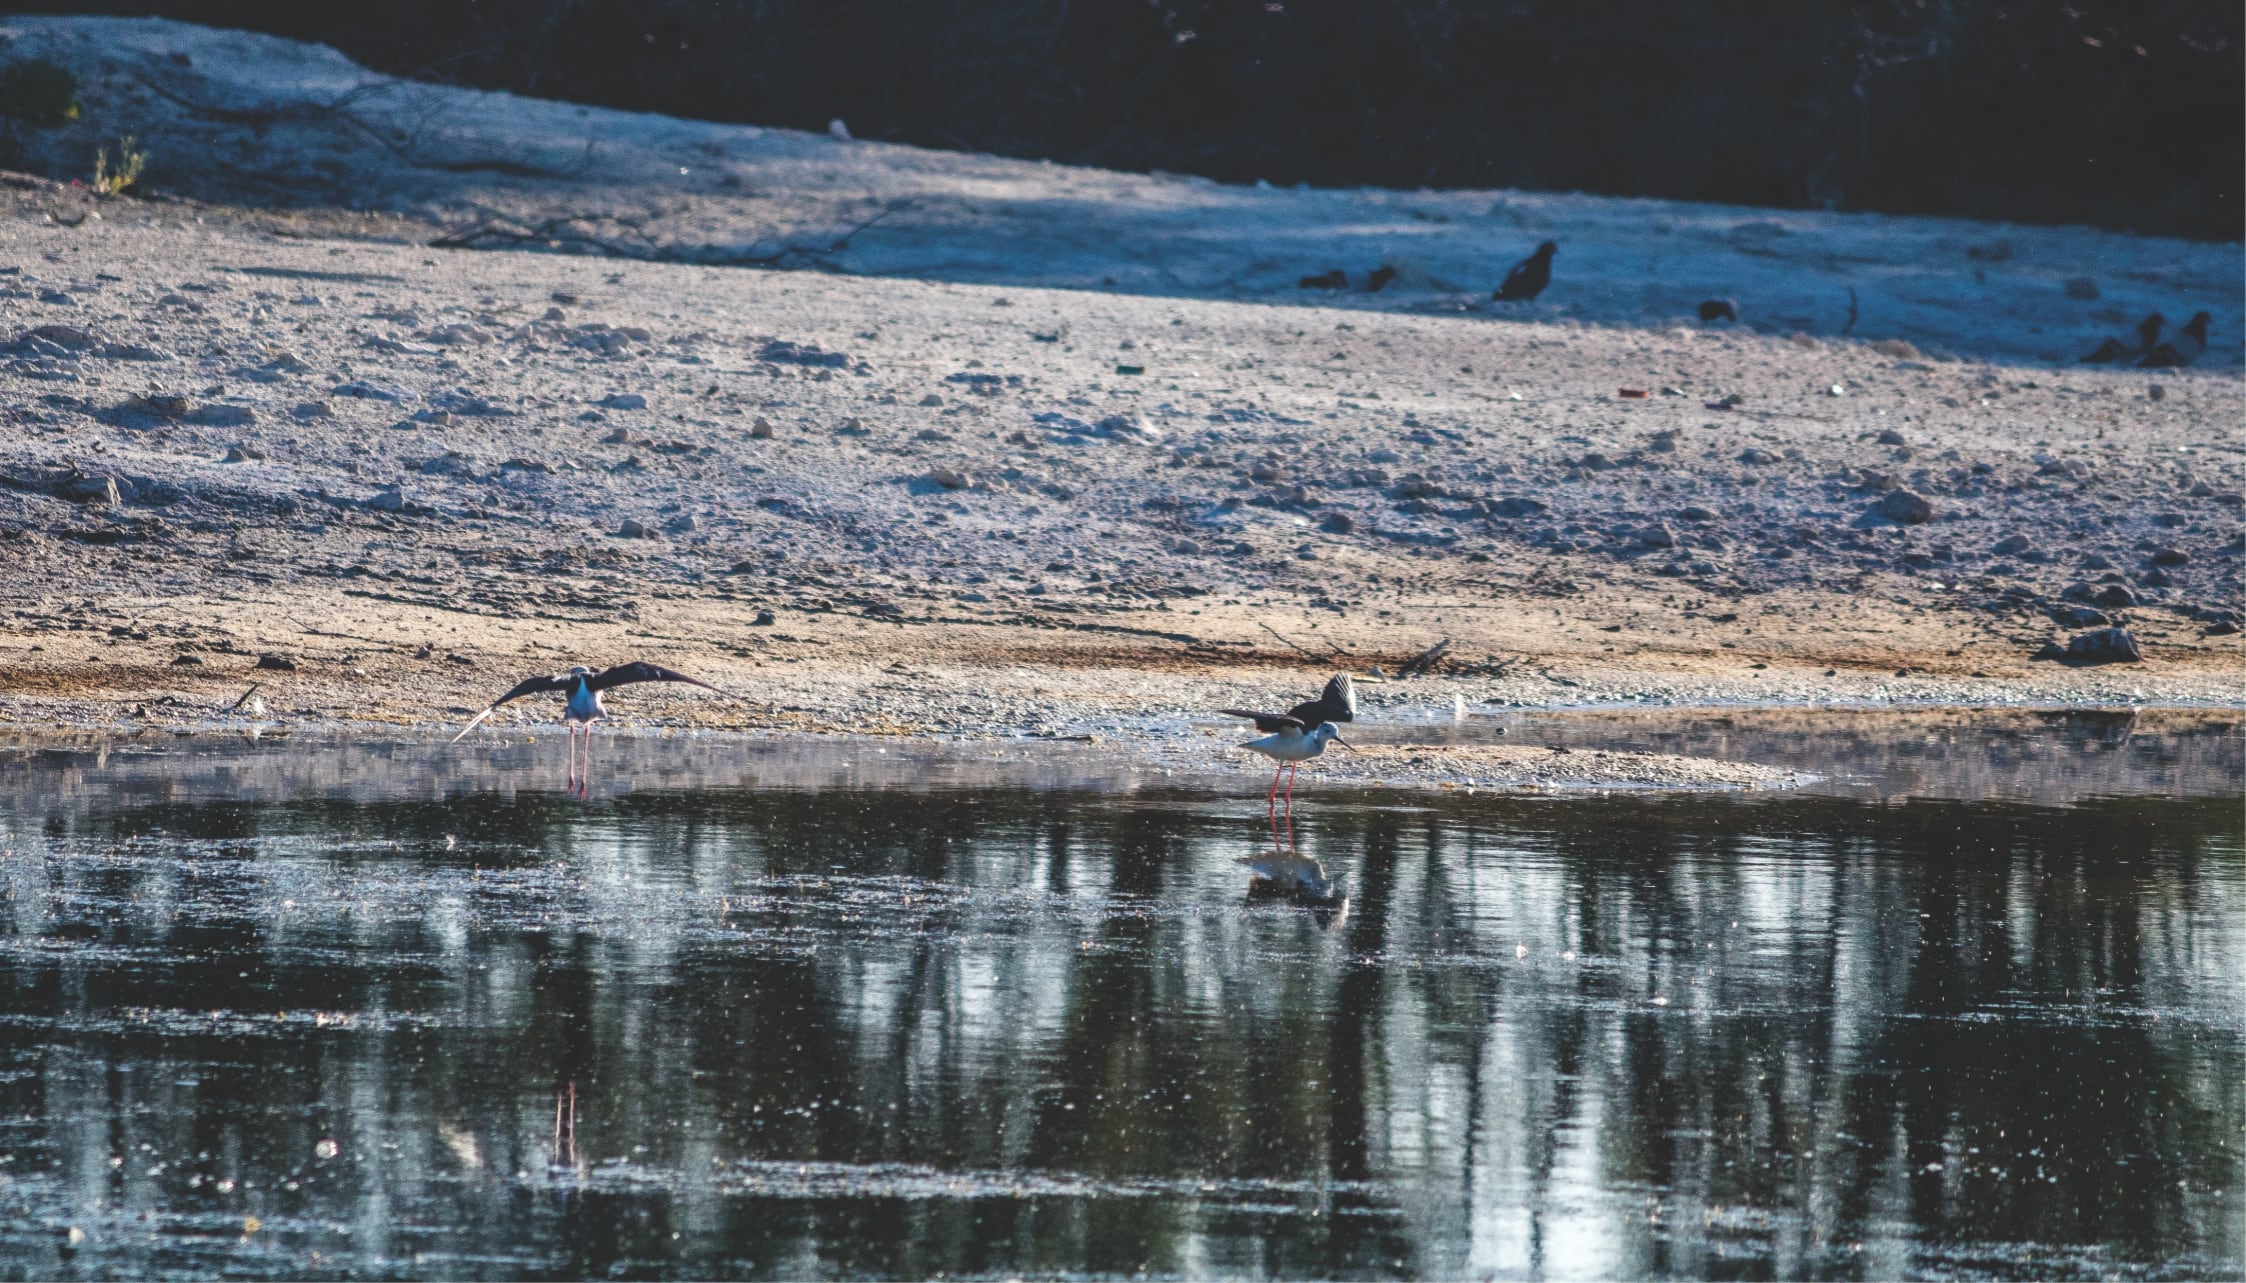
[1219,709,1305,734]
[1286,673,1357,728]
[450,672,572,742]
[587,661,726,695]
[1495,259,1533,298]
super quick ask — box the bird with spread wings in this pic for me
[452,661,729,796]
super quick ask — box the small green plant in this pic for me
[0,58,79,126]
[92,135,147,195]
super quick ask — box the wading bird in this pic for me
[1222,674,1357,830]
[451,662,727,796]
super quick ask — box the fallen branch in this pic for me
[1259,621,1341,665]
[1395,638,1452,678]
[430,199,912,268]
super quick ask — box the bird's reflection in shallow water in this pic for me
[1241,846,1349,927]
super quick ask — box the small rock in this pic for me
[125,392,192,419]
[255,653,297,671]
[1634,524,1676,549]
[600,427,631,444]
[2149,547,2190,567]
[749,418,775,439]
[170,653,203,666]
[1992,534,2031,556]
[365,488,410,513]
[1787,332,1819,349]
[25,324,97,350]
[1738,447,1778,465]
[1095,414,1161,443]
[1249,460,1285,483]
[222,444,265,463]
[1875,428,1907,446]
[1676,505,1716,522]
[1876,490,1935,524]
[751,610,776,626]
[57,474,121,505]
[600,392,647,410]
[2141,567,2175,588]
[1697,298,1738,323]
[2036,626,2142,665]
[291,401,334,420]
[664,514,698,534]
[99,342,173,362]
[1871,338,1921,359]
[1319,512,1355,535]
[924,468,970,490]
[618,519,656,538]
[2048,605,2110,628]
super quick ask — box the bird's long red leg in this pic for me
[580,728,595,798]
[565,726,578,793]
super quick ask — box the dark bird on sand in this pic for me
[2138,311,2210,368]
[2080,312,2164,363]
[1221,674,1357,828]
[1493,241,1557,301]
[452,661,729,795]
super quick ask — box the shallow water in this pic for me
[0,713,2239,1280]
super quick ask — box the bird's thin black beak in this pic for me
[1330,734,1354,751]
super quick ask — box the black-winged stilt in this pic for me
[451,661,727,796]
[1221,673,1356,830]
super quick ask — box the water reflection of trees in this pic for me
[0,787,2237,1278]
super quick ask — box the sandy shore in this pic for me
[0,20,2239,793]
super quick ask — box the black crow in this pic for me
[1493,241,1558,301]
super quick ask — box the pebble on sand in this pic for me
[1876,490,1936,524]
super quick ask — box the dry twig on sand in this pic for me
[1395,639,1452,678]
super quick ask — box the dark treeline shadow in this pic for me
[51,0,2244,240]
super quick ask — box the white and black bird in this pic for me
[1493,241,1558,302]
[2080,312,2164,363]
[1221,673,1357,827]
[2139,311,2210,368]
[451,661,728,796]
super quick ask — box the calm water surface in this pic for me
[0,712,2239,1279]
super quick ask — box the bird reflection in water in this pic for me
[1241,847,1348,928]
[551,1080,581,1175]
